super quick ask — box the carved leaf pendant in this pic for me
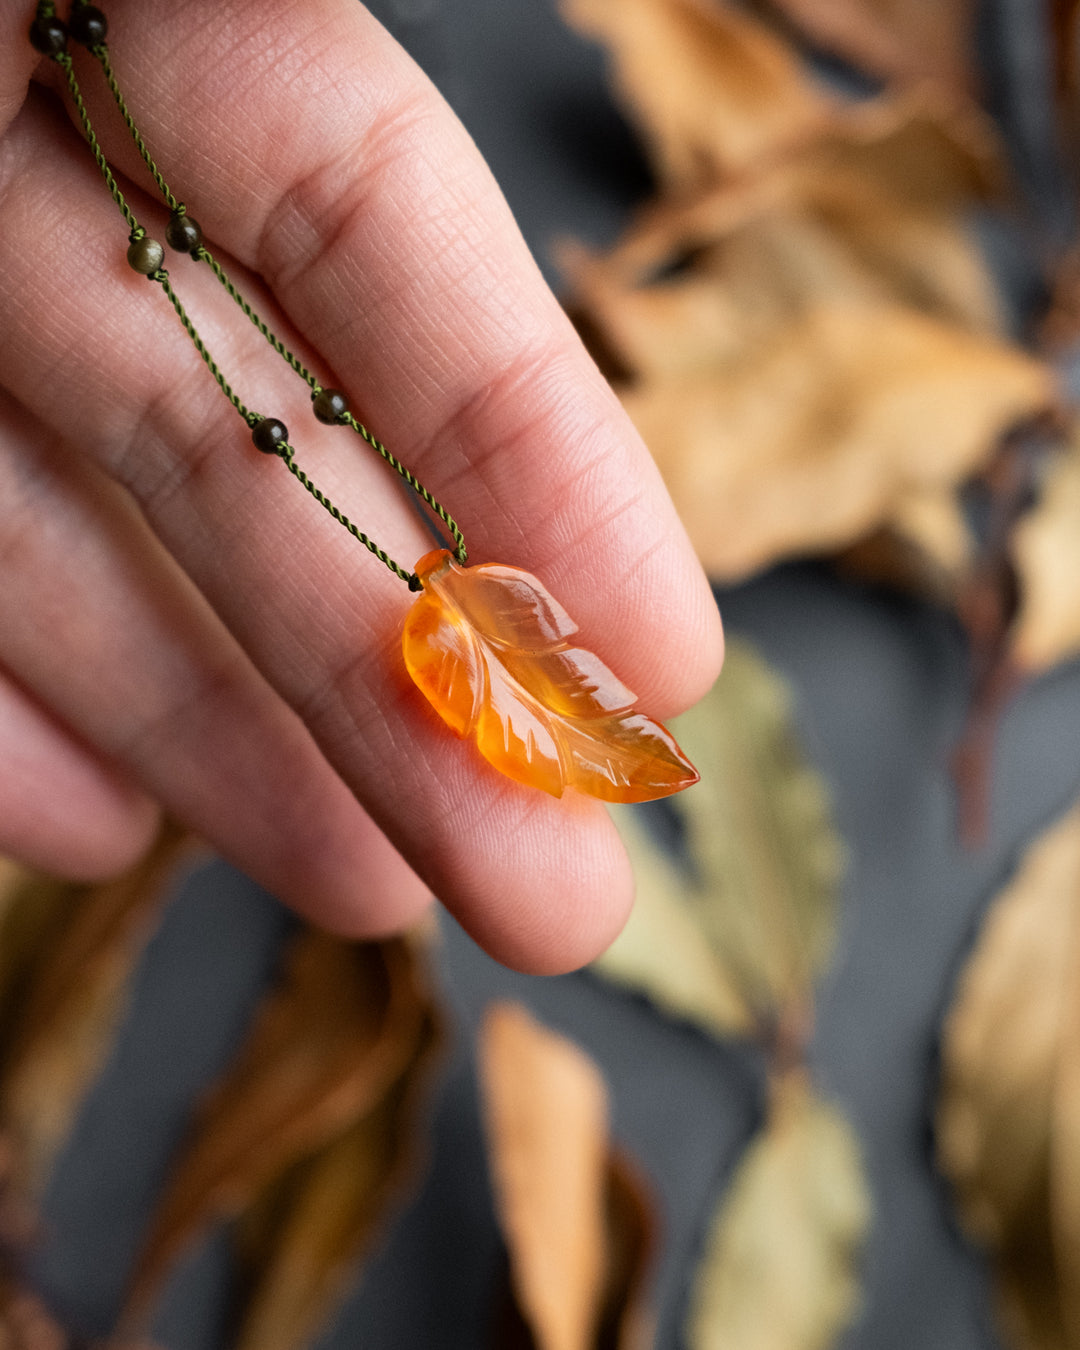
[402,549,700,802]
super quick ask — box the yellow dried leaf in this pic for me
[937,800,1080,1349]
[686,1068,869,1350]
[560,0,835,194]
[122,932,438,1334]
[756,0,977,91]
[595,807,754,1037]
[0,826,196,1192]
[479,1003,654,1350]
[621,304,1053,582]
[598,640,844,1035]
[672,642,844,1021]
[1010,436,1080,672]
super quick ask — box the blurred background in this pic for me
[5,2,1080,1348]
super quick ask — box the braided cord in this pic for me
[198,250,320,390]
[57,52,140,235]
[153,271,252,422]
[93,41,179,210]
[70,9,467,579]
[344,415,467,559]
[282,448,422,590]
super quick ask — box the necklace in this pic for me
[29,1,699,803]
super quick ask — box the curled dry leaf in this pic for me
[754,0,977,92]
[597,640,844,1043]
[685,1068,869,1350]
[403,549,698,803]
[121,931,441,1347]
[1010,434,1080,673]
[560,0,836,194]
[559,0,1041,594]
[0,825,198,1193]
[479,1003,655,1350]
[937,799,1080,1349]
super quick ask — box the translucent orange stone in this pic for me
[402,549,699,802]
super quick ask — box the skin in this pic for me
[0,0,723,973]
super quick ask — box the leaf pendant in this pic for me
[402,549,700,802]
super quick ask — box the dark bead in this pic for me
[69,4,107,46]
[166,212,203,254]
[252,417,289,454]
[126,236,164,275]
[29,14,67,55]
[312,387,349,424]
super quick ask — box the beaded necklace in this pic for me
[28,1,699,803]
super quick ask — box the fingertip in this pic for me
[443,790,635,976]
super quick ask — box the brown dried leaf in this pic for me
[1010,435,1080,673]
[685,1068,869,1350]
[121,931,439,1334]
[0,827,196,1192]
[233,1007,441,1350]
[479,1003,654,1350]
[598,640,844,1039]
[937,800,1080,1348]
[570,90,1006,348]
[620,303,1053,583]
[560,0,836,194]
[756,0,977,92]
[560,48,1029,588]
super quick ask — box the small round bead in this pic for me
[29,14,67,55]
[166,212,203,254]
[252,417,289,454]
[312,388,349,424]
[69,4,107,46]
[126,236,165,275]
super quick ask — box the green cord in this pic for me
[47,0,468,586]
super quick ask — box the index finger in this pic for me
[47,0,722,702]
[8,0,722,970]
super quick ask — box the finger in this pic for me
[0,662,159,879]
[0,70,645,971]
[42,0,724,712]
[0,388,432,937]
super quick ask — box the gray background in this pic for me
[28,2,1080,1347]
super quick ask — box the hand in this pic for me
[0,0,722,973]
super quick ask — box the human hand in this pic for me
[0,0,722,972]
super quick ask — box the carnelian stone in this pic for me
[403,550,699,802]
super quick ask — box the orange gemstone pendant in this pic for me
[402,550,699,802]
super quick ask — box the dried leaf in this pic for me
[560,0,836,194]
[1010,436,1080,673]
[598,640,844,1038]
[233,1012,440,1350]
[479,1003,654,1350]
[755,0,977,91]
[0,826,197,1192]
[937,800,1080,1348]
[121,931,439,1337]
[619,304,1053,583]
[570,90,1007,351]
[403,549,698,802]
[685,1068,869,1350]
[594,807,754,1038]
